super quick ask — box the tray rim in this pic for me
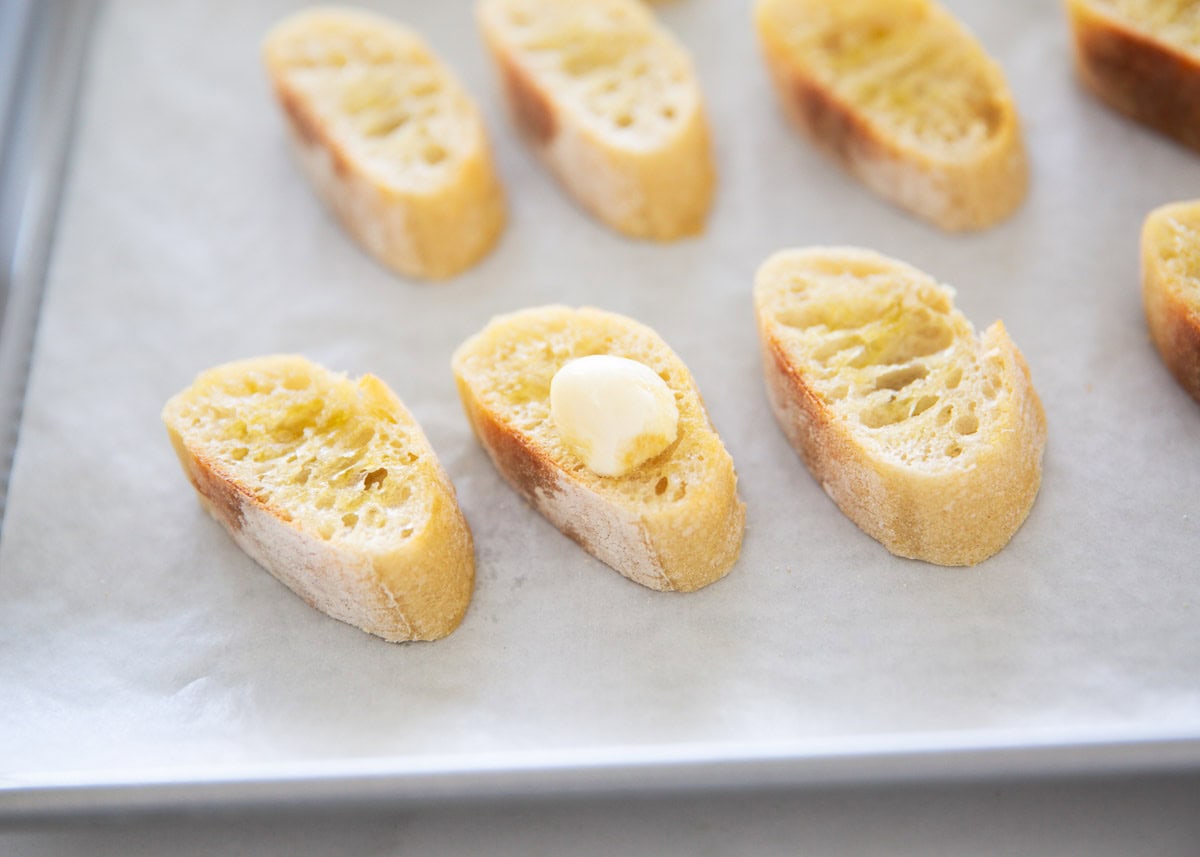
[0,0,97,523]
[3,1,1199,821]
[4,726,1200,819]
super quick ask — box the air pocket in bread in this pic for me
[754,0,1027,231]
[162,355,475,641]
[452,305,744,591]
[263,7,506,279]
[477,0,715,240]
[754,248,1046,565]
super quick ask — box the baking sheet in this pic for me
[2,0,1199,810]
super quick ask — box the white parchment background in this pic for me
[1,0,1198,792]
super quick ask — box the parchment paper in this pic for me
[2,0,1198,793]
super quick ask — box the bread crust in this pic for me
[1142,201,1200,404]
[163,358,475,642]
[263,9,506,280]
[1067,0,1200,152]
[754,0,1027,231]
[453,306,744,591]
[477,0,715,240]
[755,249,1046,566]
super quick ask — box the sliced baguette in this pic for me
[1142,199,1200,403]
[162,355,474,642]
[754,248,1046,566]
[477,0,714,240]
[452,306,744,591]
[1066,0,1200,152]
[263,7,505,279]
[754,0,1027,231]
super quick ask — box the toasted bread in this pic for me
[162,355,474,641]
[754,248,1046,566]
[452,306,744,591]
[754,0,1027,231]
[1142,200,1200,403]
[263,7,506,279]
[477,0,714,240]
[1066,0,1200,152]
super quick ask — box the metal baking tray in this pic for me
[2,0,1198,819]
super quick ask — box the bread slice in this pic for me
[162,355,474,642]
[452,306,744,591]
[1142,200,1200,403]
[754,248,1046,566]
[754,0,1027,231]
[263,7,506,279]
[477,0,714,240]
[1066,0,1200,152]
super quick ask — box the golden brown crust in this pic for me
[497,52,559,146]
[761,322,1044,565]
[1142,201,1200,404]
[477,0,715,241]
[754,249,1046,566]
[787,73,885,171]
[263,9,506,280]
[1147,290,1200,402]
[452,306,744,591]
[163,357,475,642]
[754,0,1027,232]
[1067,0,1200,152]
[456,373,672,590]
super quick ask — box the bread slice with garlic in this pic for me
[263,7,506,279]
[477,0,714,240]
[162,355,474,642]
[1143,200,1200,403]
[754,0,1027,231]
[1066,0,1200,153]
[452,306,744,591]
[754,248,1046,566]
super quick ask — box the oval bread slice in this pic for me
[263,7,506,279]
[1066,0,1200,152]
[477,0,714,240]
[452,306,744,591]
[754,0,1027,231]
[754,248,1046,566]
[1143,200,1200,403]
[162,355,475,642]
